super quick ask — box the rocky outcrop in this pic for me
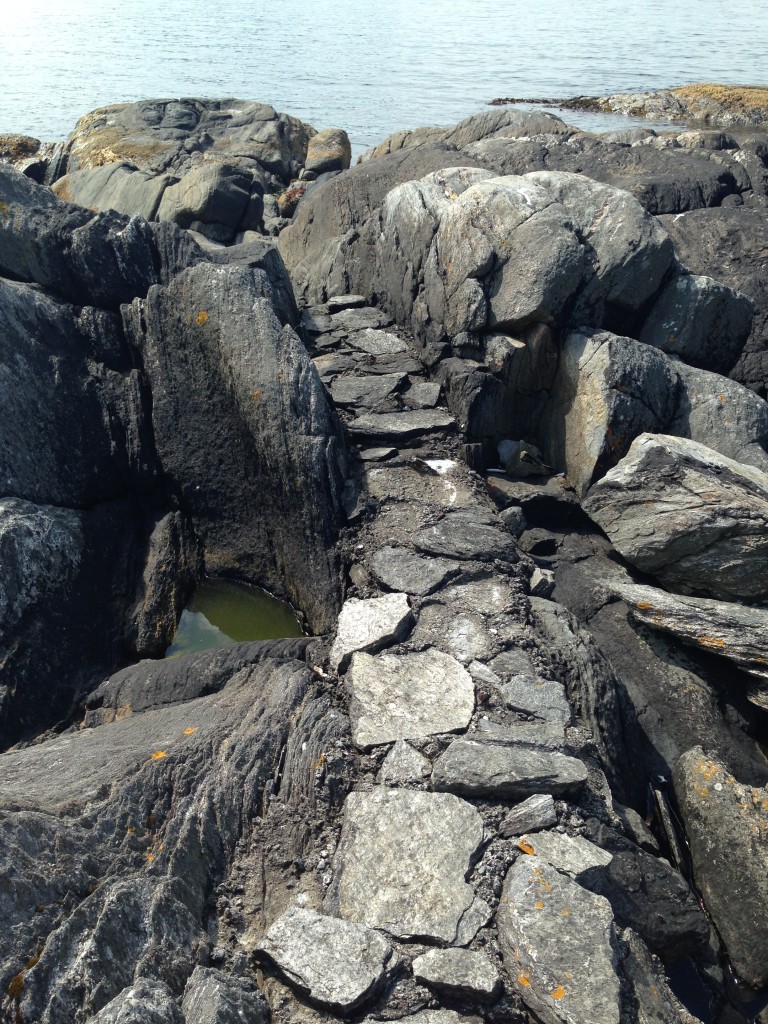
[562,84,768,128]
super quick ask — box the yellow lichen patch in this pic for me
[551,985,567,1000]
[561,907,571,917]
[150,750,168,760]
[518,972,532,988]
[518,839,536,855]
[535,900,545,909]
[698,636,725,650]
[697,758,719,781]
[196,310,209,326]
[251,390,262,400]
[636,601,654,610]
[673,83,768,110]
[126,827,135,834]
[146,852,155,863]
[183,727,198,735]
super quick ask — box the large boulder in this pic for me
[583,433,768,601]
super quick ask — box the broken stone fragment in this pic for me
[328,788,484,942]
[516,832,613,875]
[499,794,558,837]
[348,409,456,441]
[255,906,393,1015]
[414,515,516,561]
[499,674,571,727]
[370,545,459,596]
[412,948,502,1003]
[87,979,185,1023]
[497,856,621,1024]
[329,592,413,673]
[346,327,408,355]
[432,738,587,799]
[377,739,432,785]
[348,648,474,748]
[181,967,269,1024]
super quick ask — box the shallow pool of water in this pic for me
[164,578,303,658]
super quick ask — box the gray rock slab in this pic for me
[330,593,413,673]
[439,575,515,615]
[583,432,768,601]
[499,794,558,837]
[330,308,393,332]
[498,856,620,1024]
[673,747,768,988]
[255,906,392,1014]
[377,739,432,785]
[181,967,269,1024]
[87,980,185,1024]
[410,602,495,665]
[359,447,398,462]
[517,833,613,876]
[329,789,484,942]
[326,294,367,311]
[403,381,441,408]
[347,649,474,748]
[474,721,566,749]
[362,1013,481,1024]
[500,674,571,727]
[412,948,502,1002]
[349,409,455,440]
[432,738,587,799]
[346,327,407,355]
[489,648,537,678]
[370,546,459,596]
[414,516,516,561]
[330,372,406,408]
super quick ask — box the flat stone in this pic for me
[489,648,537,678]
[329,789,484,943]
[362,1013,479,1024]
[455,895,493,947]
[255,906,392,1014]
[302,309,335,334]
[330,373,405,408]
[348,409,455,440]
[530,567,555,597]
[474,721,566,749]
[355,353,424,375]
[414,516,516,561]
[403,381,441,408]
[327,294,367,311]
[500,675,571,727]
[498,856,621,1024]
[409,602,495,665]
[181,967,269,1024]
[377,739,432,785]
[516,832,613,875]
[412,948,502,1003]
[348,649,475,749]
[359,447,397,462]
[370,546,459,596]
[499,794,558,837]
[468,661,502,687]
[440,576,515,615]
[346,327,407,355]
[432,738,587,799]
[330,308,393,332]
[330,593,413,673]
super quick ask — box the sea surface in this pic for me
[2,0,767,154]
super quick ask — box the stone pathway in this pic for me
[254,296,705,1023]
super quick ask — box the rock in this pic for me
[607,576,768,682]
[86,980,184,1023]
[639,272,753,374]
[499,794,557,837]
[305,129,352,175]
[329,593,413,672]
[413,515,516,561]
[517,832,613,875]
[376,740,432,785]
[499,505,527,536]
[52,161,176,221]
[499,674,571,727]
[431,737,587,799]
[673,747,768,988]
[369,546,459,595]
[255,906,392,1014]
[329,306,393,332]
[582,433,768,601]
[347,649,474,748]
[412,948,502,1003]
[155,161,258,242]
[328,789,484,942]
[348,409,455,441]
[326,294,367,311]
[408,601,495,665]
[330,373,405,409]
[497,856,621,1024]
[362,1013,480,1024]
[569,85,768,128]
[181,968,269,1024]
[530,567,556,597]
[402,381,441,408]
[621,929,703,1024]
[359,447,398,462]
[346,328,408,355]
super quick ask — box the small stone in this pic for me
[359,447,397,462]
[326,294,367,311]
[517,832,613,875]
[370,546,459,596]
[412,948,502,1003]
[474,721,565,749]
[305,128,352,175]
[455,895,493,947]
[330,593,413,673]
[346,327,408,355]
[330,307,393,332]
[255,906,392,1014]
[377,739,432,785]
[500,674,571,727]
[402,381,441,408]
[349,409,455,441]
[468,661,502,687]
[409,602,494,665]
[181,967,269,1024]
[499,794,558,837]
[432,738,587,799]
[500,505,527,536]
[530,567,555,598]
[348,649,475,748]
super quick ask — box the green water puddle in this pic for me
[165,578,303,658]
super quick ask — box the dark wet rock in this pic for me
[123,261,346,632]
[181,968,269,1024]
[413,515,516,561]
[660,205,768,395]
[673,747,768,988]
[327,789,485,942]
[583,433,768,601]
[255,906,392,1014]
[329,593,413,672]
[369,546,460,595]
[87,980,184,1024]
[497,856,621,1024]
[431,737,587,798]
[412,948,502,1003]
[499,794,557,837]
[347,649,474,748]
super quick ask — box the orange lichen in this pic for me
[636,601,653,610]
[699,636,725,649]
[150,750,168,760]
[561,907,571,917]
[518,839,536,855]
[196,310,209,326]
[535,900,545,909]
[551,985,566,1000]
[518,972,532,988]
[183,727,198,735]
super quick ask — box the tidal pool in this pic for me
[165,578,303,657]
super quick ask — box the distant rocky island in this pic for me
[0,88,767,1024]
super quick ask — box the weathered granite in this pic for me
[329,593,413,672]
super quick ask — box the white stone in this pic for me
[330,592,413,672]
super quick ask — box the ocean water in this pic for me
[1,0,767,152]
